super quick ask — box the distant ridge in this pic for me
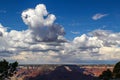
[26,65,99,80]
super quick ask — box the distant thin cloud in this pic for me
[71,31,80,34]
[0,10,7,13]
[92,13,108,20]
[69,23,81,26]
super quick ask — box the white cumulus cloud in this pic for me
[21,4,65,42]
[0,4,120,64]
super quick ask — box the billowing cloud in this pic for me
[59,30,120,64]
[92,13,108,20]
[0,4,66,64]
[1,22,120,64]
[21,4,65,42]
[0,4,120,64]
[0,24,7,36]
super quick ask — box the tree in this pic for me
[99,69,112,80]
[113,61,120,78]
[0,59,18,80]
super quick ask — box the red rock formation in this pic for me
[14,65,114,80]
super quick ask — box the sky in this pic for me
[0,0,120,64]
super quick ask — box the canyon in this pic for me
[11,64,114,80]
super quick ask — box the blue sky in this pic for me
[0,0,120,40]
[0,0,120,64]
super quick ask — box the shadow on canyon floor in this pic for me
[26,65,99,80]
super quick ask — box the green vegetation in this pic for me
[99,69,112,80]
[99,61,120,80]
[0,59,18,80]
[113,61,120,78]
